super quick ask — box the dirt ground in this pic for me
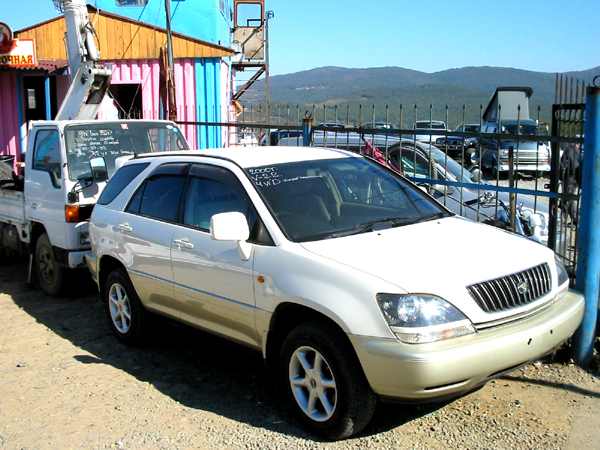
[1,260,599,449]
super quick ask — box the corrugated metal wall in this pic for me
[196,58,222,149]
[0,72,22,161]
[104,58,204,147]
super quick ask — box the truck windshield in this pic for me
[246,157,450,242]
[64,122,190,181]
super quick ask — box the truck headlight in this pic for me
[377,294,475,343]
[79,232,90,246]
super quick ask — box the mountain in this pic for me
[241,66,598,128]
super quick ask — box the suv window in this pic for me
[97,163,150,205]
[32,129,62,188]
[183,177,247,230]
[183,164,273,245]
[127,165,189,222]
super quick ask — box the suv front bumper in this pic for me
[350,289,584,402]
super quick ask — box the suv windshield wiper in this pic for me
[328,217,412,238]
[415,212,451,223]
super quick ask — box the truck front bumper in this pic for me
[67,250,88,268]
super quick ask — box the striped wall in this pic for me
[92,57,226,149]
[0,72,22,162]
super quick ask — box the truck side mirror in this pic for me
[90,157,108,183]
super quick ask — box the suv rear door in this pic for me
[116,163,189,317]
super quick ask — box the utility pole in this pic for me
[265,10,274,138]
[165,0,177,121]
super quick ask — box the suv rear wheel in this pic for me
[281,320,377,440]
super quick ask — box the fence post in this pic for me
[302,113,313,147]
[573,80,600,367]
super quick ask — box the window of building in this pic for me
[116,0,148,7]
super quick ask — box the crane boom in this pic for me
[53,0,112,120]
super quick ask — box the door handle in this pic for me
[173,238,194,249]
[117,223,132,233]
[31,203,37,210]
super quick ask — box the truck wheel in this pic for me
[104,268,148,345]
[280,320,377,440]
[35,233,65,296]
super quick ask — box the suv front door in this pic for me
[170,164,260,347]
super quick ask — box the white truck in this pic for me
[0,0,190,295]
[0,119,189,295]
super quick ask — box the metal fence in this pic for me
[182,84,585,275]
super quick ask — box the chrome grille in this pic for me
[467,263,552,313]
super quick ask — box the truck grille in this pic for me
[467,263,551,313]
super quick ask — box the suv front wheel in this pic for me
[280,320,377,440]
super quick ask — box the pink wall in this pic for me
[103,59,198,147]
[0,72,22,162]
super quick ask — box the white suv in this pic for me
[86,146,584,440]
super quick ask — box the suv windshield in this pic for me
[65,122,189,181]
[246,157,450,242]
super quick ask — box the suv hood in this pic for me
[300,216,554,321]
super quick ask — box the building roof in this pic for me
[14,5,234,63]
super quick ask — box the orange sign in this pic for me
[0,38,37,67]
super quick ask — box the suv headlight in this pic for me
[555,254,570,286]
[377,294,475,344]
[552,255,570,304]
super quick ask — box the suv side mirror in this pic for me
[90,157,109,183]
[210,211,252,260]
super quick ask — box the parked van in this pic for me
[479,119,550,176]
[478,87,550,177]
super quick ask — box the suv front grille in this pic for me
[467,263,551,313]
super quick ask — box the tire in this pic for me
[35,233,65,296]
[104,268,149,345]
[281,320,377,440]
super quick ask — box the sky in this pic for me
[5,0,599,77]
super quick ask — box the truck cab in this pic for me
[0,120,189,295]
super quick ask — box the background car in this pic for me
[412,119,448,143]
[385,141,556,245]
[435,123,480,161]
[478,119,551,177]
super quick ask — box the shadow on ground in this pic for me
[2,260,444,441]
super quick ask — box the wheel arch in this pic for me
[263,302,353,380]
[97,255,127,301]
[28,221,47,252]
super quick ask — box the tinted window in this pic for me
[127,174,186,222]
[97,163,150,205]
[183,177,247,230]
[183,164,273,245]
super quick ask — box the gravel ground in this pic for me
[1,257,599,450]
